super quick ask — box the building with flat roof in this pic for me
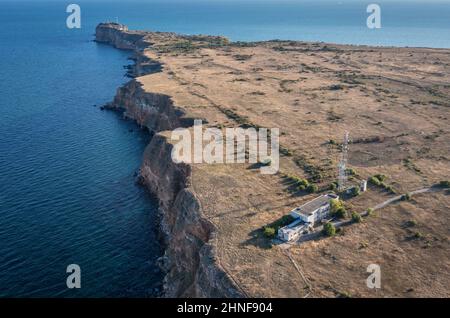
[277,219,306,242]
[278,193,338,242]
[290,193,338,225]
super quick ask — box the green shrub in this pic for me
[369,174,396,194]
[367,208,374,216]
[330,198,342,213]
[297,178,309,187]
[401,193,412,201]
[351,212,362,223]
[374,174,387,182]
[306,184,318,193]
[329,182,338,191]
[286,175,309,187]
[350,186,360,197]
[263,227,276,238]
[335,207,347,219]
[323,223,336,237]
[338,291,352,298]
[368,176,381,186]
[384,184,396,194]
[286,175,311,192]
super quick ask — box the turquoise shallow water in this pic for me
[0,0,448,297]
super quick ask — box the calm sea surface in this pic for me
[0,0,448,297]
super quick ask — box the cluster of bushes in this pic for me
[352,136,384,144]
[293,156,324,183]
[403,158,422,174]
[166,40,196,53]
[330,198,347,219]
[306,184,319,193]
[368,174,386,186]
[284,174,318,193]
[263,215,295,238]
[219,108,250,127]
[368,174,396,194]
[286,175,308,188]
[383,184,396,194]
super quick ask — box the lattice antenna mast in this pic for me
[338,132,349,192]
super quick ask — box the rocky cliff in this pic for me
[95,23,145,50]
[96,23,244,298]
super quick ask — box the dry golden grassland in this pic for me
[138,33,450,297]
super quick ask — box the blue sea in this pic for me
[0,0,449,297]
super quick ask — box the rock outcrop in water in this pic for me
[96,23,244,298]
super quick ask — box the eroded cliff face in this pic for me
[95,23,144,50]
[107,80,191,131]
[96,23,243,298]
[140,134,243,297]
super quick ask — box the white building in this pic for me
[290,193,339,225]
[277,219,306,242]
[278,193,339,242]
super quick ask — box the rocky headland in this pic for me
[96,22,450,298]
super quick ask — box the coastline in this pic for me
[95,23,245,297]
[95,22,450,298]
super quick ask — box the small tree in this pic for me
[329,182,337,191]
[330,198,347,219]
[384,184,396,194]
[366,208,374,216]
[350,186,360,197]
[335,207,347,219]
[306,184,318,193]
[263,227,276,238]
[368,176,381,186]
[351,212,362,223]
[330,198,344,214]
[323,222,336,237]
